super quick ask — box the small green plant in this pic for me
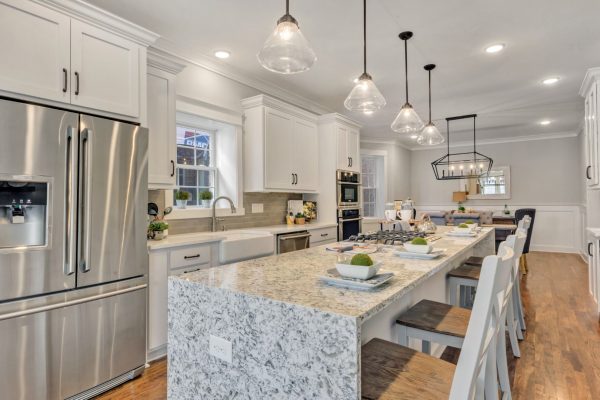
[465,220,474,224]
[149,221,169,232]
[458,223,469,228]
[295,212,305,218]
[175,190,191,201]
[350,253,373,266]
[411,237,428,245]
[458,206,466,212]
[200,190,213,201]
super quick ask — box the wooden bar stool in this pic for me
[362,248,514,400]
[394,240,520,398]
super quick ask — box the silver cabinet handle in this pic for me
[74,71,80,95]
[79,128,92,273]
[62,68,68,93]
[280,233,311,240]
[64,126,77,276]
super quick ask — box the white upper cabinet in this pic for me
[335,123,361,173]
[581,68,600,190]
[0,0,71,103]
[242,95,319,193]
[146,51,185,189]
[70,20,140,117]
[0,0,158,119]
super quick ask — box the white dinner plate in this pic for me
[319,269,394,290]
[446,231,478,237]
[393,249,446,260]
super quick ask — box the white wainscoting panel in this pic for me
[416,204,583,254]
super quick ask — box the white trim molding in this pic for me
[580,67,600,97]
[147,47,186,74]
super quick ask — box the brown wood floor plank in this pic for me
[99,252,600,400]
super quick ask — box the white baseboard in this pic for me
[530,245,579,253]
[147,344,167,362]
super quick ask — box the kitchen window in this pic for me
[361,154,385,217]
[174,125,216,206]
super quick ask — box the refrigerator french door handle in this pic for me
[79,128,92,273]
[64,126,77,276]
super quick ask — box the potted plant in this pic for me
[200,190,213,208]
[175,190,191,208]
[148,221,169,240]
[295,212,306,225]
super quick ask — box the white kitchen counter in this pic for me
[147,221,337,251]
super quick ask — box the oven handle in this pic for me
[339,217,363,223]
[279,233,311,240]
[336,181,360,185]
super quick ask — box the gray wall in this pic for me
[409,136,583,207]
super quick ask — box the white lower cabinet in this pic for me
[148,243,216,360]
[309,226,338,247]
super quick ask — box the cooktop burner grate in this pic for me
[346,230,428,245]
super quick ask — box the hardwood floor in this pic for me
[97,251,600,399]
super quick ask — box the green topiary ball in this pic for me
[350,253,373,266]
[458,223,469,228]
[411,237,428,245]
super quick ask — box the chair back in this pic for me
[515,209,536,254]
[449,245,514,400]
[498,230,527,313]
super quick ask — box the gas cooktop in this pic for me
[346,230,429,245]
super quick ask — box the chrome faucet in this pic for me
[212,196,237,232]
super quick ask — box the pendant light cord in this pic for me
[428,69,432,123]
[363,0,367,74]
[286,0,289,15]
[404,39,409,102]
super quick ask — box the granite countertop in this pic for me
[147,221,338,251]
[175,227,494,322]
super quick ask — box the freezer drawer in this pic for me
[0,285,146,400]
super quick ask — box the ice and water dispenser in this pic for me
[0,180,48,248]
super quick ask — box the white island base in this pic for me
[168,228,495,399]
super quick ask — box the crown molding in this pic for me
[409,131,579,151]
[579,67,600,97]
[151,43,334,116]
[147,47,186,74]
[360,138,411,150]
[241,94,319,122]
[36,0,159,46]
[318,113,362,129]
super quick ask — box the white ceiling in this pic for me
[88,0,600,145]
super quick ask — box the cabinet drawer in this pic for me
[169,245,211,269]
[310,227,338,245]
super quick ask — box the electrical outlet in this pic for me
[209,334,232,363]
[252,203,264,213]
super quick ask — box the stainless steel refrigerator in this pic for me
[0,98,148,399]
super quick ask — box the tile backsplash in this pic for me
[149,190,302,235]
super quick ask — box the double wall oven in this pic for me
[337,170,362,240]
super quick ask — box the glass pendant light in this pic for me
[257,0,316,74]
[391,31,425,135]
[417,64,445,145]
[344,0,386,113]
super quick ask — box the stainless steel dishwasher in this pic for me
[277,231,311,254]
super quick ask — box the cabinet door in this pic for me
[0,0,70,103]
[147,67,176,188]
[292,118,318,191]
[264,108,294,190]
[346,128,360,172]
[593,84,600,188]
[336,126,350,170]
[70,19,140,117]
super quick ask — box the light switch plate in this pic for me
[209,334,232,363]
[252,203,264,213]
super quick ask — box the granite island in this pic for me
[168,227,494,399]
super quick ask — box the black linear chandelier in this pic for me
[431,114,493,180]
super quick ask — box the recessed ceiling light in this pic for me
[542,77,560,85]
[214,50,230,59]
[540,120,551,125]
[485,44,505,54]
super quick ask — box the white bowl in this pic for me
[465,222,478,230]
[336,261,382,280]
[453,227,472,234]
[403,243,433,254]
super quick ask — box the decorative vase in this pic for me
[202,200,211,208]
[176,199,187,209]
[152,230,167,240]
[295,217,305,225]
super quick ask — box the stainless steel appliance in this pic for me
[346,230,432,245]
[277,231,311,254]
[0,99,148,400]
[338,208,362,241]
[337,170,361,207]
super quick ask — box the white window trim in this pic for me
[360,149,388,219]
[164,109,245,220]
